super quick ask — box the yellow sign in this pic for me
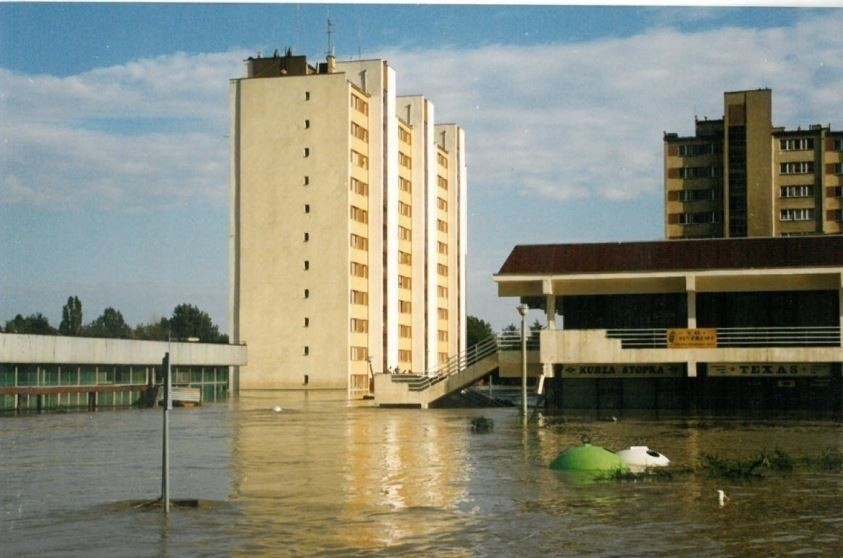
[667,328,717,348]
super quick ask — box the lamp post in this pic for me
[517,303,529,417]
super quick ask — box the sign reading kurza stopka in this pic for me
[561,364,685,378]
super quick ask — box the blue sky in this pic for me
[1,2,842,333]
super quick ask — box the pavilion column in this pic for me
[686,274,697,378]
[541,279,556,383]
[686,274,697,329]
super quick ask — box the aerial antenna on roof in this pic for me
[326,17,335,58]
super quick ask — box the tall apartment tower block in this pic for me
[229,51,467,396]
[664,89,843,239]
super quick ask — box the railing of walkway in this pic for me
[396,331,543,392]
[399,336,500,392]
[606,326,841,348]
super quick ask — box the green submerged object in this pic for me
[549,443,629,473]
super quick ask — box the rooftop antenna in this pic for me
[326,17,335,58]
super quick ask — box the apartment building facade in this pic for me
[229,51,467,396]
[664,89,843,239]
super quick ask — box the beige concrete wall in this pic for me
[0,333,246,366]
[233,72,352,389]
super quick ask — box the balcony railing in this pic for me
[606,327,841,348]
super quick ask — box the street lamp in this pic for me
[517,303,529,417]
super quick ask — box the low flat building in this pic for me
[0,333,247,412]
[494,235,843,411]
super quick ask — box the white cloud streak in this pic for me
[2,16,841,213]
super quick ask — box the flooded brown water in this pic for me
[2,391,840,557]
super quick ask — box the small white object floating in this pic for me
[271,406,283,413]
[717,489,729,507]
[615,446,670,470]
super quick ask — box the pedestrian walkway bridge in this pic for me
[374,334,538,408]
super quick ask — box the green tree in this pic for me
[4,313,56,335]
[168,303,227,343]
[466,315,494,347]
[85,307,131,338]
[59,295,83,336]
[133,318,170,341]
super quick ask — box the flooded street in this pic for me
[2,392,841,557]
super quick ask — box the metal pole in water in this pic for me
[517,304,529,418]
[161,347,171,514]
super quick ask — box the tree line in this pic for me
[2,296,229,343]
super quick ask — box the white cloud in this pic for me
[0,50,247,210]
[3,14,841,214]
[378,12,843,206]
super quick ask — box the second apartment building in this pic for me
[664,89,843,239]
[229,51,467,396]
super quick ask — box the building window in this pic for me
[350,346,368,361]
[304,346,309,356]
[305,91,310,101]
[304,176,309,186]
[350,150,368,169]
[304,119,310,129]
[780,208,815,221]
[304,260,309,270]
[679,166,720,179]
[438,307,448,320]
[350,233,368,251]
[437,241,448,255]
[350,93,368,115]
[304,232,310,242]
[437,152,448,168]
[678,189,717,202]
[833,138,843,152]
[399,152,412,169]
[437,219,448,233]
[399,324,411,338]
[304,204,310,213]
[438,330,448,342]
[438,175,448,190]
[780,185,813,198]
[350,290,369,305]
[827,186,842,198]
[350,122,368,142]
[350,261,368,278]
[398,226,411,241]
[398,201,412,217]
[398,275,411,289]
[399,177,412,193]
[678,143,718,157]
[350,177,369,196]
[779,137,814,151]
[399,300,411,313]
[679,212,721,225]
[780,161,814,175]
[304,289,310,299]
[438,352,448,364]
[437,264,448,277]
[827,209,843,222]
[304,317,309,327]
[398,349,412,363]
[304,147,310,157]
[831,162,843,175]
[438,285,448,298]
[350,318,369,333]
[399,127,412,145]
[398,251,412,265]
[350,205,368,224]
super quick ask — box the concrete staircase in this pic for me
[374,338,500,408]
